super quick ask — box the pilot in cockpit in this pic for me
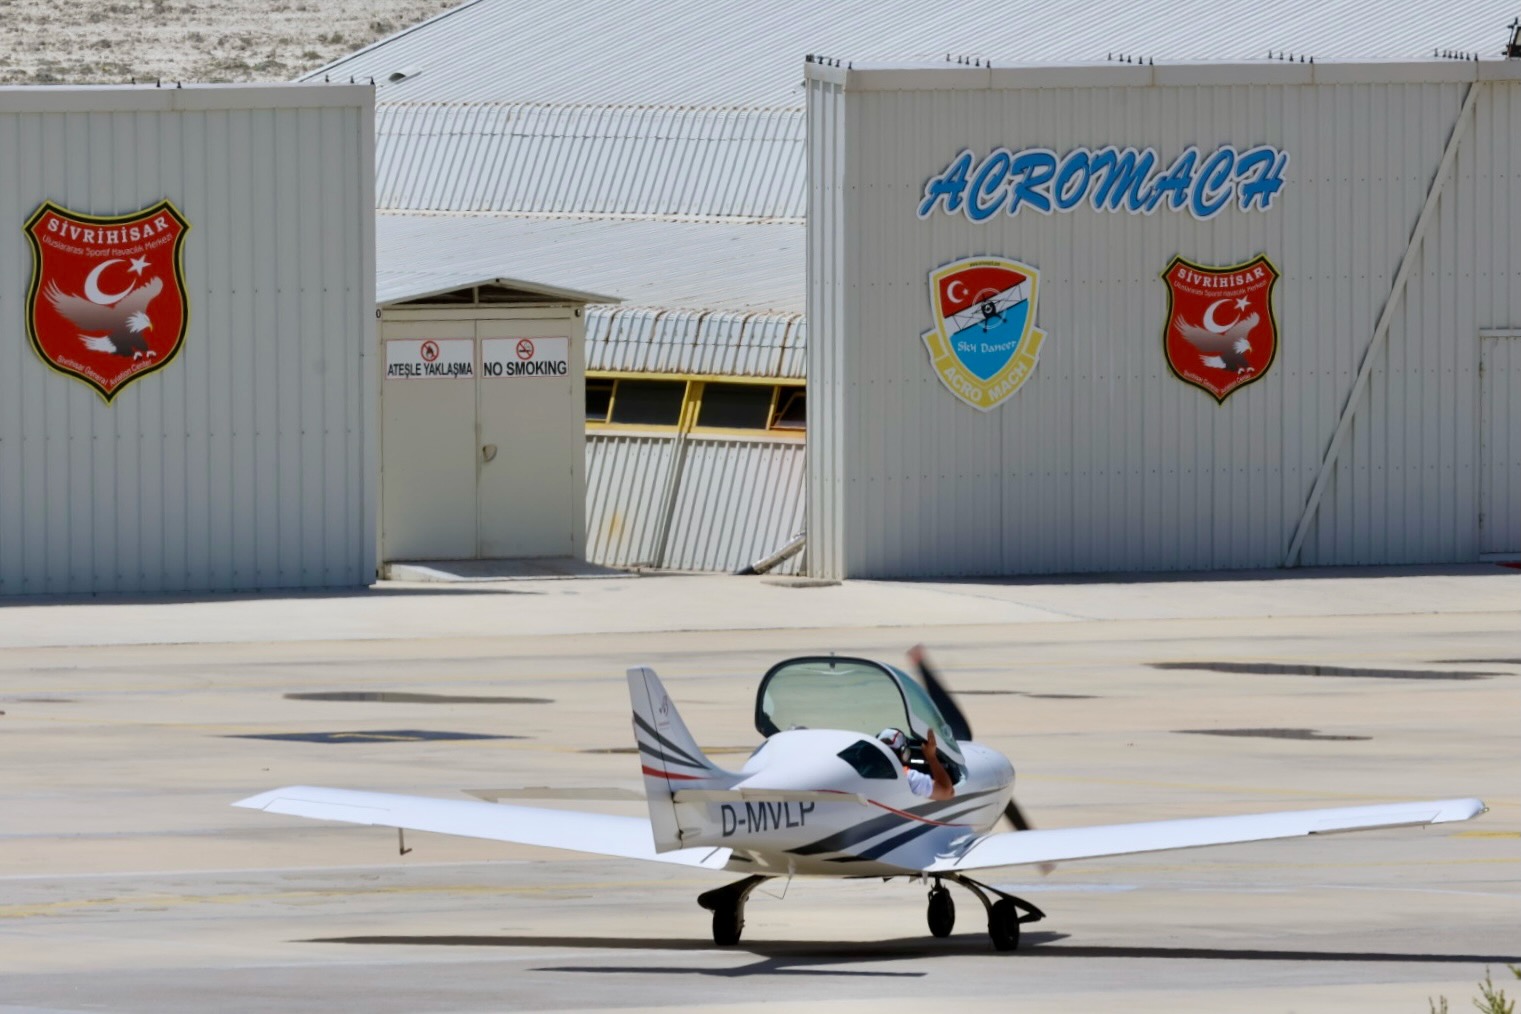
[878,726,955,801]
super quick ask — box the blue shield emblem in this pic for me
[921,257,1046,410]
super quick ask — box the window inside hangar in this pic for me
[587,376,805,435]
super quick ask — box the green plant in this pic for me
[1431,965,1521,1014]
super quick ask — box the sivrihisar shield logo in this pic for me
[922,256,1046,411]
[1161,254,1279,403]
[24,199,190,403]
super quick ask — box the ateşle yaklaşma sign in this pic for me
[24,199,190,402]
[918,144,1289,221]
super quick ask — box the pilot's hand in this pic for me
[924,728,937,754]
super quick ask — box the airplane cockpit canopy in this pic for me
[754,655,964,765]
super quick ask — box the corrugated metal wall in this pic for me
[587,306,806,378]
[0,86,377,595]
[586,434,805,574]
[807,62,1520,579]
[663,437,806,572]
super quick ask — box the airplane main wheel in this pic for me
[712,904,743,946]
[988,898,1021,952]
[927,885,955,937]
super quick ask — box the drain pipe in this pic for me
[736,530,806,575]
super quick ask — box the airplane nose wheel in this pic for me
[926,881,955,937]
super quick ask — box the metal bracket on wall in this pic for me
[1283,81,1482,567]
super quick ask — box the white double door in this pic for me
[381,311,580,561]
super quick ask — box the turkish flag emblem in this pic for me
[24,199,190,403]
[1161,254,1279,404]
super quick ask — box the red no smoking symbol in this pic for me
[515,339,535,360]
[420,340,440,362]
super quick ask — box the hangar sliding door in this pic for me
[1479,333,1520,556]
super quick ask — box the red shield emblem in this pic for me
[24,200,190,403]
[1161,254,1279,403]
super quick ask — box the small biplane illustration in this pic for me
[235,651,1485,950]
[944,280,1030,334]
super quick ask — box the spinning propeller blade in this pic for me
[908,644,973,742]
[910,645,1052,872]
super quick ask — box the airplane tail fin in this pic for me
[626,666,737,852]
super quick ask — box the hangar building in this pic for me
[807,56,1520,578]
[0,85,376,596]
[320,0,1518,579]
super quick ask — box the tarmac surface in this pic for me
[1,565,1517,1013]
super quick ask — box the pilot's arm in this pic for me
[922,729,955,801]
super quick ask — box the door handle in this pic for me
[482,444,498,463]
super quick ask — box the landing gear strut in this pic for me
[943,873,1045,951]
[697,875,773,946]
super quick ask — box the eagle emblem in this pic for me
[24,199,190,403]
[921,256,1047,411]
[1161,254,1279,403]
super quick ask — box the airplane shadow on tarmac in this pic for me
[302,933,1521,977]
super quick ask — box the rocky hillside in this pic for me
[0,0,454,85]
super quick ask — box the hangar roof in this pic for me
[376,213,803,311]
[309,0,1509,107]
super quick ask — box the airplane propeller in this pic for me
[908,645,1049,864]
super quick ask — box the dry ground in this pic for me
[0,0,455,85]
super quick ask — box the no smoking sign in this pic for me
[483,337,569,378]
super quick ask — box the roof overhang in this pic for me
[379,274,620,307]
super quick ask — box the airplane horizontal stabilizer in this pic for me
[927,797,1487,873]
[233,786,732,869]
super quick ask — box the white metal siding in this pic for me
[662,437,806,573]
[808,63,1520,579]
[586,433,805,573]
[0,86,376,595]
[585,433,679,567]
[806,71,849,580]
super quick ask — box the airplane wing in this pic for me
[926,797,1485,873]
[233,785,732,869]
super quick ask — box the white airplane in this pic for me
[234,652,1486,951]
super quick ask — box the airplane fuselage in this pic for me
[670,729,1014,876]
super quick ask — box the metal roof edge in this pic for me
[817,57,1498,91]
[0,82,373,112]
[380,276,621,307]
[375,98,807,113]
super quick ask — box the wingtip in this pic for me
[232,786,309,810]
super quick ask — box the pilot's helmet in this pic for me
[876,728,909,763]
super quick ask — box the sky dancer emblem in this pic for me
[921,256,1046,411]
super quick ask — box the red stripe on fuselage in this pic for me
[641,765,705,781]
